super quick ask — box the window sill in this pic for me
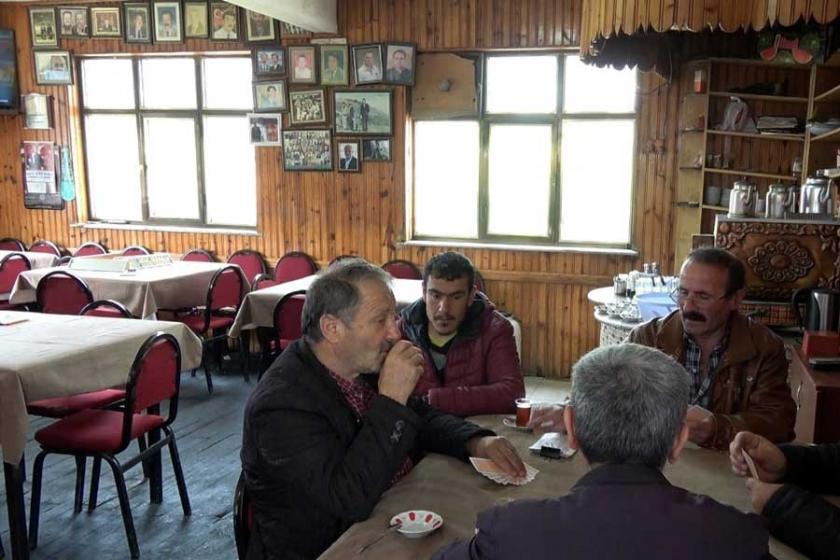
[399,239,639,256]
[71,222,259,236]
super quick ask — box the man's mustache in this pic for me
[434,314,455,322]
[683,310,706,322]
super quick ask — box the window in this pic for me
[80,55,257,227]
[412,53,637,247]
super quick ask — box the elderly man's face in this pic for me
[334,279,400,374]
[392,51,405,69]
[344,145,353,157]
[328,55,338,70]
[676,261,740,339]
[223,13,235,31]
[162,13,172,27]
[63,12,72,26]
[364,52,374,67]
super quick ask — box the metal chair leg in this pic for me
[73,456,86,514]
[240,332,250,383]
[103,455,139,560]
[28,451,49,550]
[166,429,191,516]
[88,457,102,512]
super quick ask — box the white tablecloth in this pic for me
[0,311,203,463]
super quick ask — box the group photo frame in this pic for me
[90,6,122,38]
[362,138,391,161]
[253,80,287,112]
[210,1,239,41]
[253,46,285,78]
[153,1,182,43]
[288,89,326,126]
[248,113,282,146]
[29,7,58,48]
[333,89,392,135]
[57,6,89,39]
[124,3,152,44]
[282,129,332,171]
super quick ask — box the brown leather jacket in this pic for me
[629,310,796,449]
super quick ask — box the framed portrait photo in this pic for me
[333,89,392,135]
[253,47,285,78]
[210,2,239,41]
[282,129,332,171]
[248,113,282,146]
[288,46,317,85]
[33,50,73,86]
[253,80,287,112]
[337,140,361,173]
[352,43,383,85]
[184,1,209,38]
[90,7,122,38]
[288,89,326,126]
[57,7,89,39]
[124,3,152,44]
[153,2,182,43]
[244,9,276,42]
[362,138,391,161]
[29,7,58,48]
[320,45,349,86]
[383,43,416,86]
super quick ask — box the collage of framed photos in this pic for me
[252,42,413,173]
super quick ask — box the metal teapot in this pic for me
[728,179,758,217]
[766,182,795,218]
[799,170,835,215]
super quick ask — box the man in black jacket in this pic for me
[730,431,840,559]
[241,259,526,560]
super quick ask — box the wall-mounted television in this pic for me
[0,28,20,114]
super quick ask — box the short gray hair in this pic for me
[570,343,690,468]
[301,258,392,342]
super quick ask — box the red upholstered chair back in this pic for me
[29,240,63,257]
[74,242,108,257]
[37,271,93,314]
[0,253,31,294]
[182,248,216,262]
[80,299,133,318]
[209,266,243,312]
[274,251,318,283]
[382,259,422,280]
[251,273,277,292]
[0,237,27,251]
[227,250,266,284]
[122,245,151,256]
[273,290,306,350]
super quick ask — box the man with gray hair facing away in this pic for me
[434,344,770,560]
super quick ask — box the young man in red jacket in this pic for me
[399,251,525,416]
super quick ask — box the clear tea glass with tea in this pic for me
[515,398,531,427]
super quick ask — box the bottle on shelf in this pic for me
[792,156,803,177]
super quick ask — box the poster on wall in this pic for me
[21,141,64,210]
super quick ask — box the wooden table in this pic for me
[319,415,804,559]
[0,311,204,560]
[8,260,243,319]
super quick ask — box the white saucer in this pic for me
[390,510,443,539]
[502,416,532,432]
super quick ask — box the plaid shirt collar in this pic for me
[682,329,730,408]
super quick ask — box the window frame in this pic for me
[410,50,639,249]
[78,52,255,228]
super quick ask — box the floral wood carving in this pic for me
[747,240,815,283]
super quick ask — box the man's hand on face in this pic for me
[686,405,715,444]
[467,436,526,479]
[378,340,424,405]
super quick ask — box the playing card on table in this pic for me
[741,449,760,480]
[469,457,538,486]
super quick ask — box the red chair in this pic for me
[36,271,94,314]
[173,265,244,393]
[74,241,108,257]
[274,251,318,283]
[251,272,277,292]
[273,289,306,353]
[122,245,151,256]
[233,471,253,560]
[81,299,134,319]
[227,250,266,285]
[182,248,216,262]
[382,259,422,280]
[28,332,191,560]
[0,252,31,310]
[0,237,26,251]
[29,240,63,258]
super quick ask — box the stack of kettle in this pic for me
[727,169,837,219]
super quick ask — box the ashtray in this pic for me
[390,510,443,539]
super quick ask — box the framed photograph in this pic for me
[58,7,89,39]
[29,8,58,48]
[383,43,415,86]
[280,21,309,37]
[248,113,282,146]
[282,129,332,171]
[253,80,287,112]
[153,2,182,42]
[337,140,361,172]
[333,89,391,135]
[288,89,326,126]
[352,43,383,85]
[22,141,63,210]
[90,7,122,38]
[244,9,276,42]
[288,46,317,85]
[23,93,54,129]
[184,1,209,38]
[362,138,391,161]
[33,50,73,86]
[253,47,285,78]
[124,3,152,44]
[320,45,349,86]
[210,2,239,41]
